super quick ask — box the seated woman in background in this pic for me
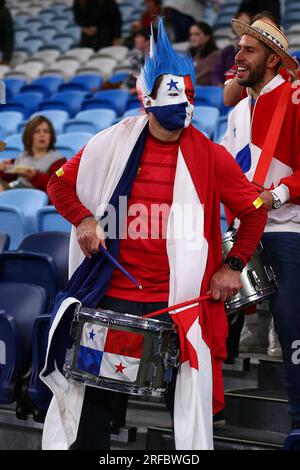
[189,21,220,86]
[0,116,66,192]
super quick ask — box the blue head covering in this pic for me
[139,17,196,96]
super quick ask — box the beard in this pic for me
[236,59,268,88]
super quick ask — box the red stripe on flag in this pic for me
[104,329,144,359]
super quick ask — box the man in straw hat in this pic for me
[221,18,300,447]
[41,18,267,450]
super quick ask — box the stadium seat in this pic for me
[29,109,69,134]
[39,10,55,25]
[0,233,10,252]
[192,106,220,138]
[2,92,44,118]
[51,17,71,32]
[3,78,27,100]
[0,283,47,404]
[82,89,130,116]
[63,120,98,133]
[4,134,23,151]
[67,108,116,132]
[126,95,142,110]
[24,76,64,96]
[65,25,81,43]
[27,314,52,416]
[0,147,22,160]
[16,37,45,55]
[195,86,224,111]
[0,189,48,247]
[14,28,30,47]
[97,45,128,62]
[56,132,92,154]
[19,231,70,290]
[108,72,129,84]
[0,65,11,79]
[0,111,24,135]
[122,108,143,118]
[63,47,94,63]
[214,115,228,143]
[25,18,44,34]
[87,58,116,78]
[36,206,72,233]
[59,74,103,92]
[51,34,76,53]
[36,26,57,42]
[0,252,58,310]
[39,90,87,117]
[32,49,61,65]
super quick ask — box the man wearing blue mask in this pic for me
[42,18,267,450]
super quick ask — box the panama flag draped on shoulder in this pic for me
[40,115,230,450]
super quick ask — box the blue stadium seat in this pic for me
[39,91,87,117]
[30,109,69,134]
[51,34,75,53]
[214,115,228,143]
[0,189,48,247]
[52,17,71,32]
[0,252,58,310]
[65,25,81,42]
[126,95,142,110]
[3,78,27,99]
[0,111,24,135]
[14,28,30,48]
[66,108,116,133]
[27,314,52,415]
[4,133,23,151]
[292,50,300,62]
[19,231,70,290]
[59,74,103,92]
[192,106,220,138]
[195,86,224,111]
[122,108,142,118]
[56,132,92,155]
[82,90,130,116]
[3,92,44,118]
[17,37,44,55]
[36,26,57,42]
[25,18,44,34]
[0,283,47,404]
[108,72,129,84]
[21,78,63,101]
[39,10,56,25]
[0,206,26,248]
[0,147,22,161]
[37,206,72,233]
[0,233,10,252]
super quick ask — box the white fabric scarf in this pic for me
[41,116,213,450]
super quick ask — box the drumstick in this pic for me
[144,294,213,318]
[99,245,143,290]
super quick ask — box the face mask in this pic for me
[143,74,195,131]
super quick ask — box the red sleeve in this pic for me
[47,146,94,227]
[216,145,267,266]
[30,158,67,192]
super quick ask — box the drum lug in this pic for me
[248,269,264,294]
[163,350,180,369]
[264,265,277,286]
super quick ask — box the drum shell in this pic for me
[222,232,277,314]
[64,307,179,397]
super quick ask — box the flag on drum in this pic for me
[76,322,144,382]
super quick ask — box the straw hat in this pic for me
[232,19,298,70]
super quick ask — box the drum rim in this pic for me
[78,306,177,332]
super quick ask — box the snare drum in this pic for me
[222,231,277,314]
[63,306,179,397]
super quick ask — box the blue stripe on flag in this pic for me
[76,345,103,376]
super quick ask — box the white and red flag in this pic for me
[76,322,144,383]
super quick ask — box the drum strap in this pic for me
[252,83,291,186]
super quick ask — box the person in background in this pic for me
[212,10,253,87]
[0,116,66,193]
[238,0,281,26]
[73,0,122,51]
[124,26,153,95]
[140,0,162,28]
[223,11,300,107]
[0,0,14,65]
[163,0,207,43]
[189,21,220,86]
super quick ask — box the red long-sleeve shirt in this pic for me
[48,134,267,301]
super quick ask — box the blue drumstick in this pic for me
[99,245,143,290]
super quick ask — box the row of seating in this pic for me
[0,189,71,248]
[0,230,70,418]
